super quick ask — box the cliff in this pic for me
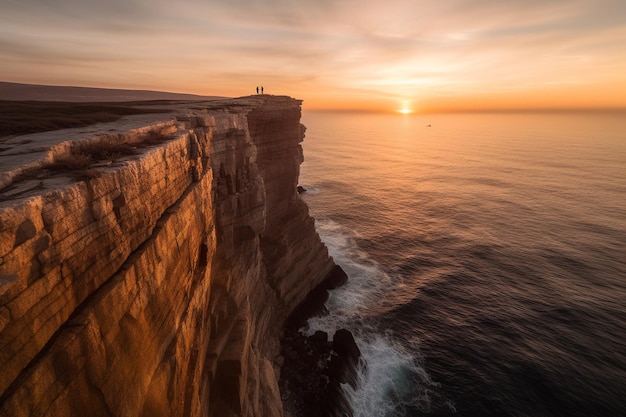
[0,96,335,417]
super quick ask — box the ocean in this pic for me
[297,111,626,417]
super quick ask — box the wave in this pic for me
[346,333,442,417]
[304,218,445,416]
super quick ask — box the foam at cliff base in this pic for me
[347,334,438,417]
[303,218,440,416]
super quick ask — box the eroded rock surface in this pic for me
[0,96,335,417]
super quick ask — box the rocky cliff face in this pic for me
[0,96,335,417]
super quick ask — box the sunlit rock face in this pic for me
[0,96,334,417]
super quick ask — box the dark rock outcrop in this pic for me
[330,329,362,388]
[286,265,349,330]
[325,265,349,289]
[280,326,363,417]
[280,264,363,417]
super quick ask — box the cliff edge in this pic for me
[0,96,335,417]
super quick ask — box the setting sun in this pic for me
[397,100,414,114]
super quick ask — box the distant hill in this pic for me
[0,81,226,102]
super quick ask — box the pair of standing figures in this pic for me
[256,86,264,94]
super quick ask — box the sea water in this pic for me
[298,111,626,417]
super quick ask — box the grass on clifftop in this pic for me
[0,100,173,137]
[49,130,173,175]
[1,129,174,189]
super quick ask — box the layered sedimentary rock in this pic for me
[0,96,335,417]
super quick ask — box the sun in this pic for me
[397,100,414,114]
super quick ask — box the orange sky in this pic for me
[1,0,625,113]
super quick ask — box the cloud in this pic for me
[0,0,624,108]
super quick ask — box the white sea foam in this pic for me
[305,218,436,416]
[348,334,437,417]
[303,218,392,334]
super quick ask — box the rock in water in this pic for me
[280,265,366,417]
[325,265,348,289]
[322,329,362,417]
[329,329,361,390]
[285,265,348,330]
[280,327,364,417]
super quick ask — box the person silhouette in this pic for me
[256,86,259,94]
[261,86,264,94]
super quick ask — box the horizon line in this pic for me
[305,107,626,115]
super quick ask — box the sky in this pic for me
[1,0,625,112]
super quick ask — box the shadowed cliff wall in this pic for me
[0,96,334,417]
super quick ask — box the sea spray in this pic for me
[347,334,437,417]
[303,217,438,416]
